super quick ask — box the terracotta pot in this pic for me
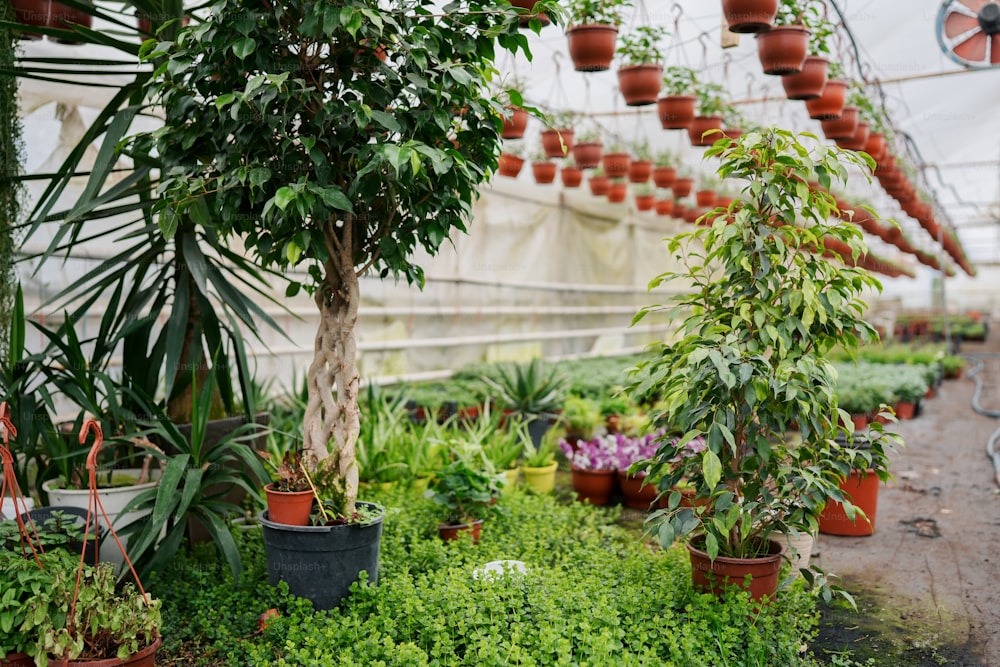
[835,120,870,151]
[561,166,583,188]
[541,128,574,158]
[894,400,916,420]
[49,636,162,667]
[531,161,557,184]
[509,0,550,27]
[652,166,676,188]
[617,471,658,509]
[46,0,91,43]
[617,63,663,106]
[1,653,33,667]
[684,206,701,224]
[572,141,603,169]
[820,106,859,140]
[672,203,687,220]
[570,468,616,505]
[687,537,785,601]
[781,55,828,100]
[863,132,887,162]
[589,174,611,196]
[654,199,675,216]
[818,470,880,536]
[657,95,697,130]
[566,23,619,72]
[688,115,724,147]
[606,181,628,203]
[501,106,529,139]
[804,79,848,120]
[695,189,717,208]
[602,152,631,177]
[625,159,652,184]
[497,152,524,178]
[265,484,314,526]
[756,25,810,75]
[722,127,744,141]
[851,413,869,431]
[722,0,778,33]
[12,0,50,39]
[672,177,693,198]
[634,193,655,211]
[438,519,483,544]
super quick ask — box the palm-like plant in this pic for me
[482,359,569,419]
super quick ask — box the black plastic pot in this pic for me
[259,502,384,610]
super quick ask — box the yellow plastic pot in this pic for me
[520,461,558,494]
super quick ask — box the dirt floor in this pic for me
[810,329,1000,667]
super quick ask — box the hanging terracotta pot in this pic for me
[673,203,687,220]
[570,468,616,505]
[755,25,810,75]
[688,115,724,147]
[634,193,656,211]
[627,159,653,183]
[672,177,694,198]
[654,199,675,216]
[606,181,628,203]
[509,0,551,27]
[566,24,619,72]
[532,161,557,184]
[589,174,611,196]
[863,132,887,162]
[683,206,701,224]
[687,537,785,601]
[541,128,575,158]
[820,106,859,140]
[781,55,828,100]
[12,0,50,39]
[656,95,697,129]
[497,152,525,178]
[804,79,848,120]
[501,106,529,139]
[695,189,717,208]
[722,0,779,33]
[572,141,603,169]
[652,166,676,188]
[561,166,584,188]
[835,121,870,151]
[602,152,631,178]
[617,64,663,106]
[722,127,744,141]
[46,0,91,43]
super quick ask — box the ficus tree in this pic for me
[140,0,558,514]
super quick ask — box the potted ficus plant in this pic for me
[657,65,698,129]
[616,24,668,106]
[142,0,548,610]
[588,166,611,196]
[540,110,576,158]
[629,128,902,602]
[530,148,558,184]
[498,142,527,178]
[565,0,632,72]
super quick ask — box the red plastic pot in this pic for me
[688,115,724,147]
[438,519,483,544]
[863,132,888,162]
[617,471,658,509]
[672,177,694,198]
[895,400,916,420]
[52,636,162,667]
[657,95,697,130]
[835,120,870,151]
[722,0,778,33]
[602,152,631,178]
[617,63,663,106]
[541,128,574,158]
[570,468,616,505]
[627,159,653,183]
[11,0,50,39]
[654,199,675,216]
[501,106,529,139]
[572,141,603,169]
[635,193,655,211]
[687,537,785,601]
[606,181,628,203]
[265,484,315,526]
[1,653,33,667]
[804,79,848,120]
[531,161,557,184]
[695,189,717,208]
[509,0,550,27]
[652,166,676,189]
[722,127,744,141]
[818,470,880,536]
[561,166,583,188]
[497,152,525,178]
[781,55,828,100]
[46,1,91,43]
[589,174,611,196]
[821,106,859,140]
[756,25,810,75]
[566,23,618,72]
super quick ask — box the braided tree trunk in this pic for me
[302,217,361,514]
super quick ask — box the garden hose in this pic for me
[964,354,1000,488]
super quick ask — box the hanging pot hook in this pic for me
[0,402,15,448]
[80,418,105,471]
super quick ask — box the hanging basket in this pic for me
[11,0,51,39]
[509,0,551,28]
[541,128,574,158]
[588,174,611,196]
[617,64,663,106]
[804,79,848,119]
[501,106,529,139]
[532,161,558,184]
[654,199,675,216]
[627,159,653,183]
[722,0,779,34]
[602,152,632,178]
[834,121,870,151]
[560,166,584,188]
[756,25,810,75]
[821,106,859,140]
[687,115,724,147]
[497,152,525,178]
[634,193,656,211]
[606,181,628,203]
[671,177,694,198]
[572,141,603,169]
[781,55,829,100]
[566,24,619,72]
[652,166,676,188]
[656,95,697,129]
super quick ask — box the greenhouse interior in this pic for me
[1,0,999,665]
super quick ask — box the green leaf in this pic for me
[703,449,722,490]
[232,37,256,60]
[158,207,180,240]
[274,186,296,212]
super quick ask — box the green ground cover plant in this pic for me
[150,489,853,666]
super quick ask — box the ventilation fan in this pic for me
[937,0,1000,68]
